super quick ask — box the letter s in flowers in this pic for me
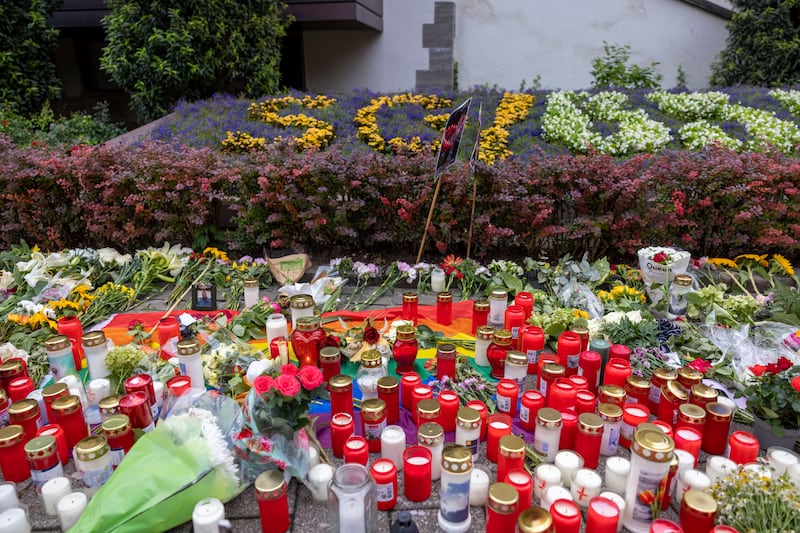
[274,374,301,397]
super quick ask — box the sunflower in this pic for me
[706,257,738,269]
[733,254,769,267]
[572,309,590,320]
[772,254,795,276]
[203,247,230,263]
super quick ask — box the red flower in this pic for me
[274,374,301,397]
[281,364,299,377]
[323,335,340,348]
[791,376,800,392]
[298,365,324,390]
[750,364,768,377]
[776,357,793,371]
[364,326,380,345]
[128,319,144,330]
[253,375,274,395]
[652,252,670,264]
[638,489,655,505]
[688,358,712,373]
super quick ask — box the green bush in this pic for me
[0,1,62,114]
[0,103,126,148]
[101,0,292,122]
[591,42,663,89]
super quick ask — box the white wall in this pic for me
[303,0,730,93]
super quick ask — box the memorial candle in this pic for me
[436,390,459,432]
[673,427,702,467]
[330,413,355,459]
[547,381,576,413]
[486,413,513,463]
[469,466,490,506]
[497,434,525,484]
[550,499,581,533]
[410,385,433,426]
[766,446,799,476]
[574,413,604,469]
[520,390,545,432]
[40,476,70,516]
[307,464,334,502]
[472,300,490,335]
[370,459,397,511]
[0,426,29,482]
[438,445,472,532]
[56,492,87,531]
[578,350,602,394]
[726,431,758,465]
[506,469,533,516]
[329,375,354,418]
[520,325,545,375]
[558,410,578,452]
[418,422,444,481]
[603,358,633,388]
[0,484,17,513]
[587,496,621,533]
[603,456,630,495]
[496,379,519,418]
[570,468,602,509]
[192,498,225,533]
[554,450,583,489]
[517,507,553,533]
[679,490,717,533]
[403,445,432,502]
[701,402,732,455]
[465,400,488,441]
[533,464,563,503]
[380,425,406,471]
[575,390,596,415]
[343,436,369,466]
[377,376,400,425]
[541,485,573,512]
[486,482,519,532]
[0,507,30,533]
[400,373,421,411]
[675,469,711,508]
[255,470,290,533]
[402,292,418,325]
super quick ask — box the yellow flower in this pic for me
[31,244,40,253]
[707,258,738,268]
[572,309,590,319]
[772,254,795,276]
[733,254,769,267]
[203,247,230,262]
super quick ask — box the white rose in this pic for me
[245,359,274,384]
[602,311,625,325]
[0,271,14,291]
[625,311,643,324]
[97,247,120,265]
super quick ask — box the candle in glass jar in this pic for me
[40,476,70,516]
[533,408,562,462]
[380,425,406,471]
[436,292,453,326]
[308,463,334,502]
[256,470,290,533]
[620,403,650,449]
[8,399,41,445]
[436,390,459,432]
[0,507,30,533]
[539,362,565,400]
[330,413,355,458]
[329,375,354,418]
[557,331,582,376]
[486,482,519,532]
[436,343,456,381]
[603,358,633,388]
[455,407,481,460]
[575,390,597,415]
[6,378,32,404]
[403,445,432,502]
[673,427,702,467]
[418,422,444,480]
[488,329,513,379]
[192,498,225,533]
[343,436,369,466]
[504,305,526,348]
[727,431,759,465]
[604,456,630,495]
[657,381,689,427]
[648,368,678,414]
[574,413,604,469]
[497,434,525,484]
[587,496,621,533]
[472,299,489,335]
[377,376,400,425]
[393,325,418,377]
[410,385,433,426]
[506,469,533,516]
[465,400,488,441]
[431,268,446,293]
[623,429,675,533]
[689,384,718,410]
[570,468,602,508]
[547,380,577,413]
[504,351,528,390]
[533,464,563,503]
[416,398,440,428]
[648,519,685,533]
[56,491,87,531]
[118,392,154,433]
[265,314,289,344]
[675,469,711,508]
[41,383,68,426]
[609,343,631,362]
[554,450,583,489]
[360,399,387,453]
[36,424,69,467]
[24,435,63,492]
[701,402,732,455]
[496,379,519,418]
[679,490,717,533]
[675,403,706,434]
[486,413,513,463]
[488,289,508,329]
[469,466,490,506]
[766,446,799,476]
[370,459,397,511]
[520,325,545,375]
[550,498,581,533]
[541,485,573,512]
[474,325,494,367]
[559,410,578,451]
[319,347,341,383]
[520,390,545,432]
[438,445,473,532]
[0,426,29,483]
[400,373,421,411]
[578,351,602,394]
[625,375,651,405]
[402,292,419,325]
[599,491,626,533]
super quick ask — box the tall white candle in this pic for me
[675,469,711,508]
[541,485,572,511]
[787,463,800,488]
[56,492,87,531]
[0,508,30,533]
[307,464,334,502]
[766,446,799,476]
[339,496,366,533]
[603,456,630,495]
[86,379,111,406]
[533,464,563,502]
[192,498,225,533]
[380,425,406,471]
[599,491,626,533]
[431,268,446,293]
[705,455,737,486]
[40,477,71,516]
[570,468,602,508]
[0,484,18,513]
[266,314,289,344]
[308,446,320,469]
[554,451,582,488]
[468,467,490,506]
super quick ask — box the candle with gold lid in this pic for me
[25,434,63,491]
[517,507,554,533]
[438,444,472,532]
[8,398,41,445]
[101,414,133,467]
[623,429,675,532]
[599,402,623,456]
[329,374,353,417]
[360,398,387,453]
[97,395,121,421]
[657,380,689,426]
[676,403,705,433]
[418,422,444,480]
[648,368,678,413]
[474,325,494,367]
[679,489,717,533]
[73,435,112,494]
[487,482,519,532]
[255,469,290,533]
[0,425,29,482]
[472,299,489,334]
[402,292,418,325]
[497,434,525,484]
[625,375,651,405]
[676,367,703,390]
[377,376,399,425]
[598,384,627,407]
[689,384,718,409]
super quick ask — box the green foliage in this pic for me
[0,0,62,114]
[100,0,292,122]
[590,42,662,89]
[711,0,800,86]
[675,66,688,89]
[0,103,126,147]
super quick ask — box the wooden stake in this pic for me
[416,175,444,264]
[466,166,478,259]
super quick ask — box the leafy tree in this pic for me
[591,42,662,90]
[0,0,62,115]
[711,0,800,86]
[101,0,291,122]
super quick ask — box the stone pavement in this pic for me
[19,271,762,532]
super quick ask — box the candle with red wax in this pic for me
[520,390,544,432]
[437,390,459,432]
[573,413,604,469]
[578,350,602,394]
[411,385,433,426]
[329,375,354,417]
[505,469,533,517]
[256,469,290,533]
[156,316,181,359]
[557,331,582,376]
[403,445,432,502]
[37,424,69,466]
[402,292,418,325]
[436,343,457,381]
[497,434,525,484]
[673,427,703,466]
[400,373,421,411]
[330,412,354,458]
[371,458,398,511]
[496,379,519,418]
[559,410,579,451]
[486,482,519,532]
[649,519,686,532]
[550,498,581,533]
[7,377,33,403]
[603,358,633,388]
[378,377,400,425]
[472,299,489,334]
[575,390,597,415]
[0,425,30,482]
[436,292,453,325]
[609,343,631,362]
[51,395,89,450]
[57,316,85,369]
[486,413,513,463]
[343,436,369,466]
[547,380,577,413]
[727,431,759,465]
[586,496,620,533]
[504,305,527,349]
[118,391,154,432]
[520,325,545,375]
[466,400,488,440]
[701,402,732,455]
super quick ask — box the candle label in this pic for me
[567,353,579,369]
[630,469,668,525]
[31,462,64,490]
[110,447,125,467]
[142,420,155,433]
[620,421,635,443]
[466,438,478,456]
[48,353,76,382]
[496,394,511,414]
[648,384,661,405]
[80,462,113,488]
[601,425,620,455]
[526,349,542,365]
[511,327,520,340]
[364,421,386,442]
[440,478,470,523]
[376,481,394,503]
[0,408,8,428]
[539,380,548,397]
[520,405,530,424]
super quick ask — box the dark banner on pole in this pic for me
[470,102,482,165]
[434,98,471,181]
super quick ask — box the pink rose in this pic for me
[281,364,299,377]
[253,375,274,395]
[275,374,301,397]
[298,365,324,390]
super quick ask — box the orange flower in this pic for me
[791,376,800,392]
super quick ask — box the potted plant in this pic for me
[742,356,800,448]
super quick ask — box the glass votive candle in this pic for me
[497,434,526,483]
[469,465,490,506]
[343,435,369,466]
[550,498,582,532]
[455,407,481,460]
[436,390,459,433]
[620,403,650,449]
[506,468,533,515]
[497,378,520,417]
[403,445,432,502]
[400,373,421,411]
[370,458,398,511]
[786,463,800,488]
[599,491,626,533]
[533,464,563,503]
[520,390,545,432]
[554,450,583,489]
[486,482,519,532]
[587,496,621,533]
[575,390,597,415]
[486,413,513,463]
[330,412,354,459]
[0,482,18,512]
[704,456,737,486]
[465,400,488,441]
[436,292,453,326]
[418,422,444,481]
[472,299,490,334]
[673,426,703,467]
[410,385,433,426]
[380,425,406,471]
[534,408,563,462]
[727,431,759,464]
[377,376,400,426]
[648,518,686,533]
[675,469,711,509]
[56,491,87,531]
[541,485,573,511]
[679,489,717,533]
[603,456,630,495]
[766,446,799,476]
[307,463,334,503]
[570,468,602,508]
[402,292,418,325]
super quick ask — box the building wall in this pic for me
[304,0,730,93]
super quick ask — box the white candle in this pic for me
[766,446,799,476]
[0,484,18,513]
[192,498,225,533]
[431,268,446,293]
[675,469,711,508]
[307,445,320,468]
[603,456,630,495]
[56,492,87,531]
[0,508,30,533]
[599,491,626,533]
[787,463,800,488]
[570,468,602,508]
[741,462,772,480]
[468,467,490,506]
[674,449,695,476]
[554,450,583,488]
[533,464,563,502]
[705,455,737,486]
[86,378,111,406]
[339,495,366,533]
[152,381,164,411]
[380,425,406,471]
[266,314,288,344]
[307,464,334,502]
[40,477,71,516]
[541,485,572,511]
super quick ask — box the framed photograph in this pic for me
[191,282,217,311]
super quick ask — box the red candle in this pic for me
[400,373,421,411]
[689,384,718,410]
[520,325,545,375]
[472,299,489,334]
[436,292,453,325]
[620,403,650,449]
[649,519,685,532]
[101,414,134,467]
[559,410,578,451]
[575,390,596,415]
[7,377,33,403]
[344,435,369,466]
[547,380,577,413]
[568,374,588,392]
[319,347,341,383]
[361,399,387,453]
[486,482,519,532]
[676,367,704,390]
[57,315,85,369]
[411,385,433,425]
[701,402,732,455]
[124,373,157,417]
[465,400,488,440]
[36,424,69,466]
[256,469,291,533]
[673,427,702,467]
[8,399,41,445]
[657,381,689,427]
[675,403,706,434]
[573,413,604,469]
[496,379,519,418]
[486,413,513,463]
[578,351,602,394]
[436,343,457,381]
[0,425,30,482]
[166,375,192,397]
[118,391,154,432]
[393,325,418,374]
[651,419,674,438]
[539,361,565,400]
[0,359,27,394]
[330,412,354,458]
[371,458,398,511]
[437,390,459,432]
[497,434,525,484]
[727,431,758,465]
[598,384,627,408]
[709,527,739,533]
[520,390,544,432]
[586,496,620,533]
[504,305,527,349]
[625,375,652,405]
[505,469,533,517]
[488,329,514,379]
[679,489,717,533]
[403,445,432,501]
[550,498,581,533]
[329,375,354,418]
[515,292,534,319]
[417,398,441,427]
[609,343,631,362]
[378,377,400,425]
[402,292,419,325]
[157,317,181,359]
[603,358,632,388]
[648,368,678,414]
[557,331,582,376]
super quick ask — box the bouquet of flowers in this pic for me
[637,246,691,284]
[234,362,328,481]
[743,356,800,435]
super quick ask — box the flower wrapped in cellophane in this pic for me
[234,360,328,482]
[69,393,243,533]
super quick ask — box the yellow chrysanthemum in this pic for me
[203,247,230,262]
[707,258,738,268]
[31,244,40,253]
[47,299,81,311]
[734,254,769,267]
[572,309,590,320]
[772,254,795,276]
